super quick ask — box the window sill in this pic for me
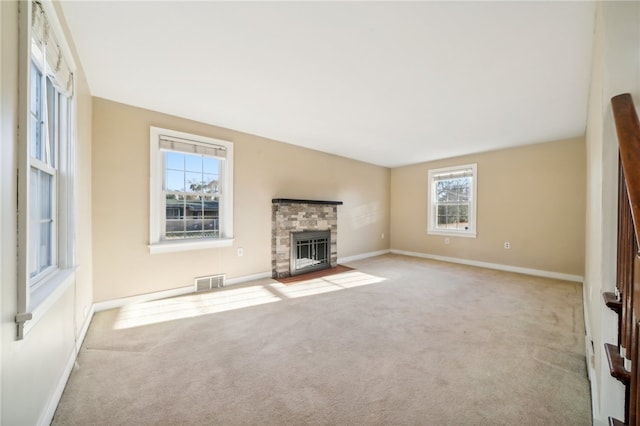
[427,229,477,238]
[149,238,234,254]
[22,267,77,338]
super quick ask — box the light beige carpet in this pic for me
[53,254,591,425]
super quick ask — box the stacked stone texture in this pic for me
[272,202,338,278]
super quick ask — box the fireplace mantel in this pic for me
[272,198,343,206]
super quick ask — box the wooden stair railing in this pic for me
[604,291,623,315]
[605,93,640,426]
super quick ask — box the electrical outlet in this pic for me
[504,242,511,249]
[237,247,244,257]
[381,233,385,239]
[444,237,450,245]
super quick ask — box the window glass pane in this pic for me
[201,195,220,237]
[166,169,184,192]
[436,177,470,202]
[39,221,52,271]
[30,63,43,161]
[203,157,218,174]
[184,154,202,173]
[46,78,57,167]
[30,115,41,160]
[166,207,180,219]
[165,194,185,239]
[29,168,39,278]
[30,62,41,115]
[203,174,219,194]
[435,203,469,230]
[185,172,204,192]
[437,204,446,226]
[164,193,220,240]
[29,168,54,279]
[40,172,53,220]
[166,152,185,171]
[185,215,204,234]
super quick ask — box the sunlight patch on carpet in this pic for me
[113,271,385,330]
[113,286,281,329]
[268,271,386,298]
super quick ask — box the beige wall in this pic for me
[390,137,586,277]
[1,1,93,424]
[92,98,390,302]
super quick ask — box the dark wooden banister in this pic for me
[612,94,640,251]
[606,343,632,384]
[607,93,640,426]
[604,291,623,315]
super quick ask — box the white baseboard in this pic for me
[225,271,272,285]
[390,249,584,283]
[94,272,275,313]
[39,304,95,426]
[39,349,77,425]
[581,285,601,424]
[592,417,608,426]
[339,249,391,264]
[76,304,95,352]
[94,285,194,312]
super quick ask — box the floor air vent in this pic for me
[194,274,225,292]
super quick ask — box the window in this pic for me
[150,127,234,253]
[16,1,76,338]
[428,164,477,237]
[29,68,67,284]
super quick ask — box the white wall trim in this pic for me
[225,271,272,285]
[76,304,95,353]
[338,249,391,264]
[39,349,76,425]
[390,249,584,283]
[149,238,234,254]
[582,284,603,425]
[94,285,194,312]
[39,304,95,426]
[94,271,275,312]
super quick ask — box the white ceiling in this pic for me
[59,1,596,168]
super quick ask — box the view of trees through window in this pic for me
[164,151,220,239]
[435,177,470,230]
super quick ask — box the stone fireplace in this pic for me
[272,199,343,279]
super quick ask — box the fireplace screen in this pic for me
[290,230,331,276]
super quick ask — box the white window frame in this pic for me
[16,0,77,339]
[427,163,477,238]
[149,127,234,254]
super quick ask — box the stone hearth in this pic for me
[272,199,343,279]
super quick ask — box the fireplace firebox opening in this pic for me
[290,230,331,276]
